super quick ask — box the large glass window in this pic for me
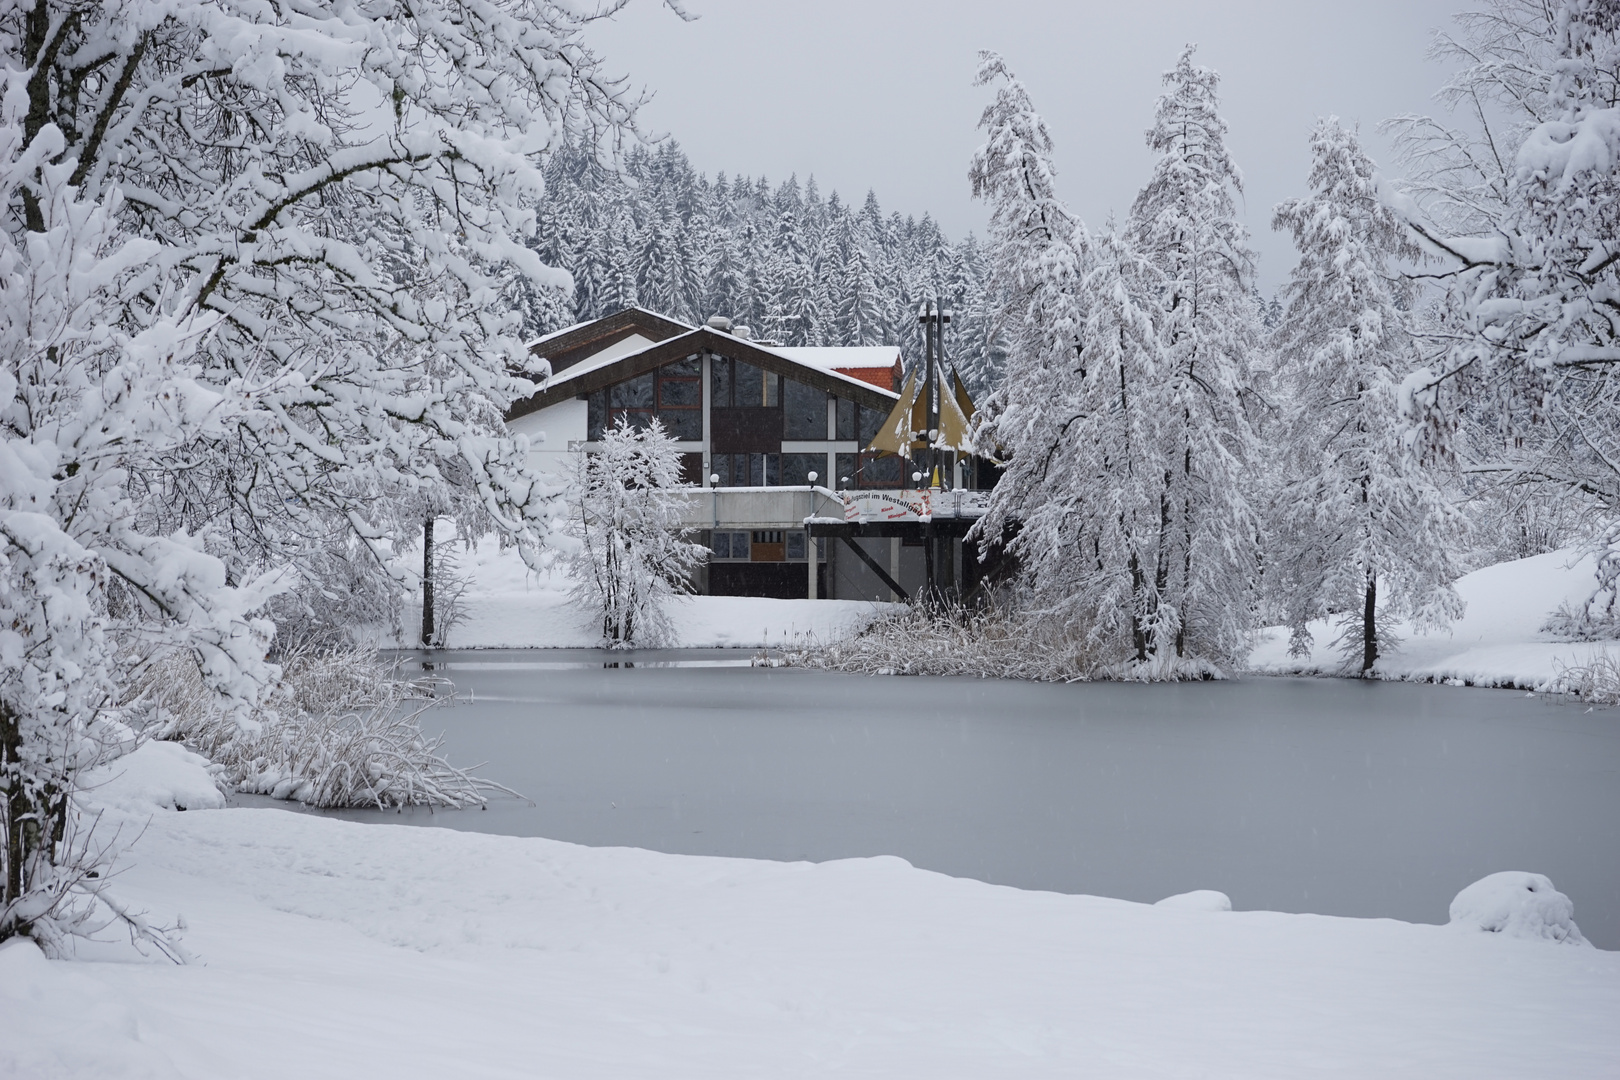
[835,397,857,441]
[588,359,701,440]
[783,380,827,440]
[836,451,903,488]
[710,452,781,487]
[857,402,888,446]
[781,453,824,486]
[710,357,779,408]
[656,359,701,439]
[709,530,749,561]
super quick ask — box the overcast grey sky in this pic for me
[586,0,1467,294]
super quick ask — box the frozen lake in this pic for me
[254,650,1620,948]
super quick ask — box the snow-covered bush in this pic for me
[1548,652,1620,704]
[1448,871,1588,945]
[792,600,1097,682]
[133,648,512,810]
[567,418,707,647]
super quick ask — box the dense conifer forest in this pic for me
[509,142,1005,393]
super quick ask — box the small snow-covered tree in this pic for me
[1,0,666,951]
[1392,0,1620,634]
[568,419,705,647]
[1269,119,1466,672]
[1122,45,1261,666]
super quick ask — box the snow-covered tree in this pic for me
[967,48,1089,516]
[1269,119,1466,672]
[1392,0,1620,634]
[567,419,706,647]
[1122,45,1261,666]
[1,0,657,951]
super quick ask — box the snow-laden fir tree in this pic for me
[1269,119,1466,672]
[0,0,656,951]
[1391,0,1620,635]
[968,54,1192,668]
[966,48,1089,477]
[1122,45,1262,667]
[568,419,707,647]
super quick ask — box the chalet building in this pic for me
[507,308,999,602]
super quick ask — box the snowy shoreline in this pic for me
[410,542,1618,696]
[3,790,1615,1079]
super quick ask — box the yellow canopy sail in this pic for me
[865,368,977,458]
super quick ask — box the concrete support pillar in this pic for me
[808,538,818,600]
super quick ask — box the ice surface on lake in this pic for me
[1450,871,1588,945]
[269,654,1620,948]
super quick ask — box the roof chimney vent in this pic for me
[732,324,753,341]
[706,315,733,332]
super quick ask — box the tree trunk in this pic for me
[1361,572,1378,675]
[1,700,24,913]
[421,517,435,648]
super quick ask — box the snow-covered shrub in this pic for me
[1543,605,1620,643]
[567,418,707,647]
[131,648,514,810]
[1448,871,1588,945]
[1548,653,1620,705]
[79,742,227,815]
[791,601,1096,682]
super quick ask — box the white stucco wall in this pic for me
[508,397,587,484]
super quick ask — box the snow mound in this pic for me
[1448,871,1588,945]
[1154,890,1233,912]
[80,740,226,813]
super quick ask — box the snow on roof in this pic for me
[768,346,901,371]
[540,330,678,389]
[524,318,592,350]
[524,308,695,352]
[538,328,900,400]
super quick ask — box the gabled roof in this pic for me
[526,308,694,372]
[770,346,901,371]
[507,325,902,422]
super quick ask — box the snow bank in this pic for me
[1249,549,1620,689]
[2,808,1615,1078]
[1449,871,1589,946]
[79,741,225,813]
[390,535,889,649]
[1155,889,1233,912]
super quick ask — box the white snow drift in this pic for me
[1250,549,1620,689]
[1,746,1613,1079]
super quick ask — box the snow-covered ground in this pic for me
[1249,549,1620,688]
[394,536,887,649]
[5,751,1616,1079]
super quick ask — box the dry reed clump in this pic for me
[128,648,517,809]
[778,602,1102,682]
[1550,652,1620,706]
